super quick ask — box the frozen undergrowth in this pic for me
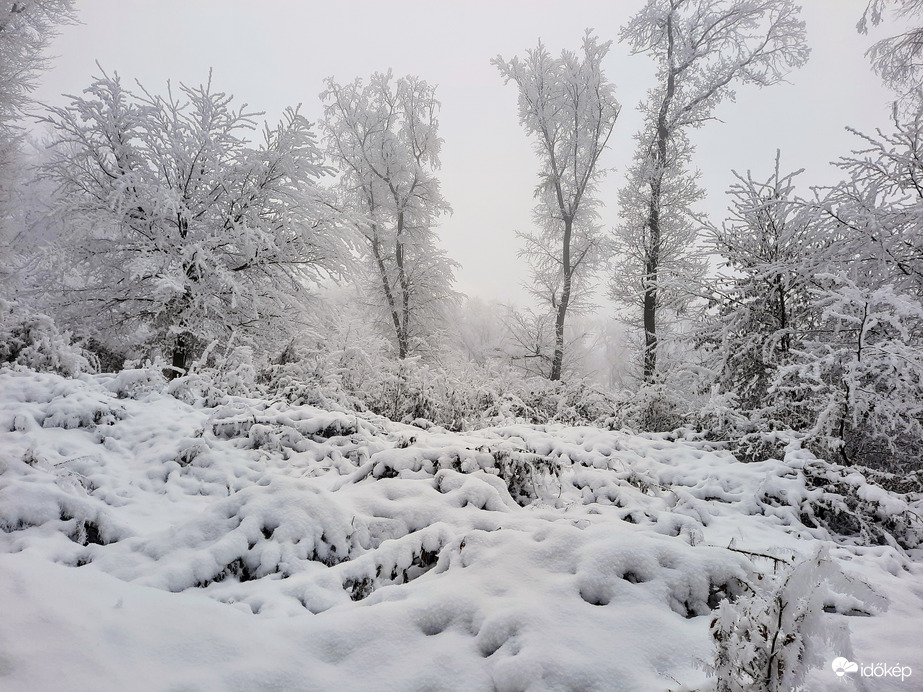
[1,367,922,691]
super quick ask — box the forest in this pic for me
[1,1,922,691]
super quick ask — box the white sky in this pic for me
[30,0,909,307]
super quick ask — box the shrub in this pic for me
[0,297,95,376]
[708,547,886,692]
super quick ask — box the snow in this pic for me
[1,367,922,691]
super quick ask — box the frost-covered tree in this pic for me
[1,0,75,265]
[0,0,74,139]
[494,31,620,381]
[775,106,923,466]
[774,276,923,467]
[703,153,830,415]
[859,0,923,105]
[828,109,923,297]
[41,70,350,373]
[321,72,457,360]
[610,129,705,383]
[743,11,923,467]
[613,0,809,384]
[700,128,923,467]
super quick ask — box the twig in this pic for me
[707,544,793,565]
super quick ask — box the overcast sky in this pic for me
[30,0,910,306]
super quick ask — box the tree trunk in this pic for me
[642,197,660,383]
[370,232,406,359]
[776,273,790,354]
[169,334,189,380]
[394,210,411,358]
[837,303,868,467]
[642,15,676,385]
[550,217,573,381]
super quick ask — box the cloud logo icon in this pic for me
[832,657,859,676]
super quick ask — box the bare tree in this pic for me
[494,31,620,381]
[613,0,809,383]
[322,72,456,360]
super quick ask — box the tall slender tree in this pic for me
[609,125,706,382]
[613,0,809,383]
[494,31,620,381]
[322,72,456,359]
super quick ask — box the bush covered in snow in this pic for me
[256,340,618,430]
[774,276,923,471]
[605,382,693,433]
[708,547,886,692]
[0,297,95,376]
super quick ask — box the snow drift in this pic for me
[1,367,921,691]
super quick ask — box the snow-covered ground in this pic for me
[1,367,921,691]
